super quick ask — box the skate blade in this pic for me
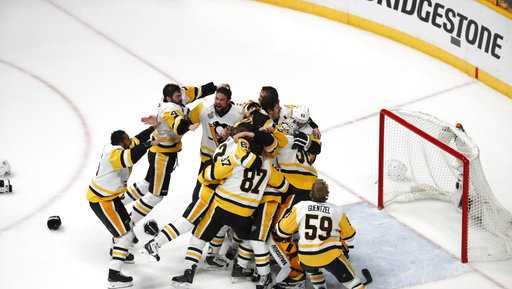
[170,281,191,289]
[124,259,135,264]
[108,281,133,289]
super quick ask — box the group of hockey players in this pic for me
[87,82,369,289]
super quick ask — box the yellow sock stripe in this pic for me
[126,187,138,200]
[290,273,305,281]
[134,201,151,215]
[186,250,202,260]
[210,238,224,246]
[255,256,271,263]
[127,186,141,200]
[164,225,178,239]
[112,251,129,258]
[309,274,325,282]
[239,250,253,258]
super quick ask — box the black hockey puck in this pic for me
[47,216,61,230]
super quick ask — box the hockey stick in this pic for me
[361,268,373,285]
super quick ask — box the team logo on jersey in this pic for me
[209,121,229,146]
[220,156,231,166]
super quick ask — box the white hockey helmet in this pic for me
[0,160,10,177]
[291,105,310,128]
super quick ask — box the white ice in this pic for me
[0,0,511,288]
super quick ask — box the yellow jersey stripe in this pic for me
[91,180,127,195]
[217,187,260,205]
[278,163,317,174]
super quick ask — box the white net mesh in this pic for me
[381,109,512,262]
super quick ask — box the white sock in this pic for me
[131,193,162,223]
[109,231,134,271]
[123,180,149,205]
[208,225,228,255]
[155,216,194,247]
[184,235,206,269]
[251,240,271,275]
[237,240,254,269]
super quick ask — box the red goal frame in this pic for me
[377,109,470,263]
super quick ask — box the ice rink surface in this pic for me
[0,0,511,288]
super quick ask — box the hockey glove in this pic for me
[144,219,159,236]
[292,131,310,151]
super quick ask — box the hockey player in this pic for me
[233,104,322,278]
[170,122,289,289]
[240,100,287,163]
[275,105,321,216]
[87,125,157,288]
[141,84,244,268]
[258,86,321,140]
[268,105,322,289]
[274,179,363,289]
[126,82,216,225]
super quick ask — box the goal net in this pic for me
[378,109,512,262]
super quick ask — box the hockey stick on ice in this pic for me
[361,268,373,285]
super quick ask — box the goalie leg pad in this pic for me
[324,255,362,288]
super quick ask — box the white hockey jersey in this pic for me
[197,103,244,161]
[275,134,318,190]
[150,101,190,154]
[202,137,288,217]
[87,144,134,202]
[276,200,356,267]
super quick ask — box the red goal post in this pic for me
[378,109,470,263]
